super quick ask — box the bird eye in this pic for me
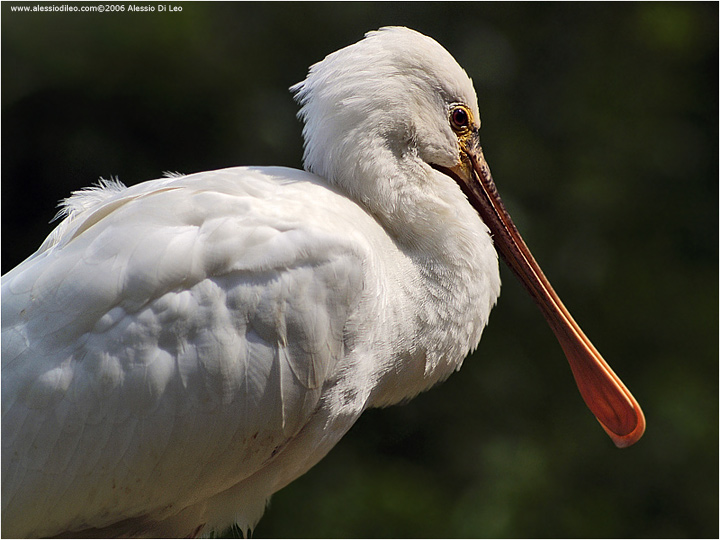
[450,106,470,131]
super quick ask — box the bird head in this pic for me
[291,27,482,223]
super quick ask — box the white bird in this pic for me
[1,27,645,538]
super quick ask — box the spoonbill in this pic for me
[1,27,645,538]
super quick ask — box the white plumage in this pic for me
[1,27,643,538]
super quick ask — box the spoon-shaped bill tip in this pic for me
[553,315,646,448]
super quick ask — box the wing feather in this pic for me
[1,167,368,537]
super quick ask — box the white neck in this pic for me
[354,164,502,408]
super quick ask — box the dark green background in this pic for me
[2,2,717,538]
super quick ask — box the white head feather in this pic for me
[291,27,482,237]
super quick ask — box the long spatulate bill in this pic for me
[438,133,645,448]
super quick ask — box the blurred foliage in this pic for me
[2,2,717,538]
